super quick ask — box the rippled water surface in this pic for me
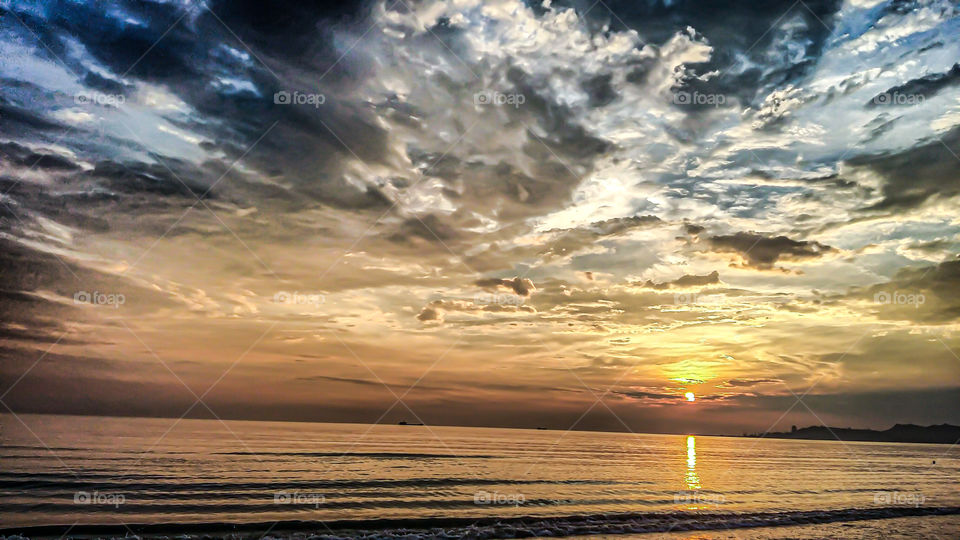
[1,414,957,532]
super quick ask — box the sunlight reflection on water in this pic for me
[685,435,701,491]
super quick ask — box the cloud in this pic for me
[866,63,960,107]
[852,257,960,323]
[474,277,536,297]
[613,389,678,401]
[414,295,536,325]
[847,126,960,211]
[718,378,783,388]
[416,303,443,322]
[540,215,663,259]
[388,214,459,245]
[638,270,720,290]
[707,231,834,270]
[0,142,81,171]
[86,159,211,198]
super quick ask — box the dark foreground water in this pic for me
[1,414,957,538]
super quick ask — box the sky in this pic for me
[0,0,958,436]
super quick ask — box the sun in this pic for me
[685,392,696,402]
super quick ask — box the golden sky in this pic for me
[1,0,959,434]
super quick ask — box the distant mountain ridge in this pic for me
[747,423,960,444]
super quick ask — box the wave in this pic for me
[3,506,958,539]
[214,451,497,459]
[0,475,634,491]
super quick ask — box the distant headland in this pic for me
[744,423,960,445]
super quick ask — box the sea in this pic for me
[1,414,958,539]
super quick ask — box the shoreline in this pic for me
[4,506,959,539]
[3,413,956,445]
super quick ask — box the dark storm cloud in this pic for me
[505,66,612,160]
[850,257,960,323]
[82,70,133,95]
[708,231,834,270]
[866,63,960,107]
[586,0,844,107]
[388,214,460,244]
[581,74,618,108]
[3,0,627,224]
[2,0,395,209]
[847,126,960,211]
[0,177,111,232]
[87,159,211,198]
[0,97,65,131]
[904,239,956,255]
[0,142,81,171]
[208,0,373,70]
[892,258,960,291]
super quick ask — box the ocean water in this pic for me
[1,414,958,538]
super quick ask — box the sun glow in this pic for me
[685,392,696,402]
